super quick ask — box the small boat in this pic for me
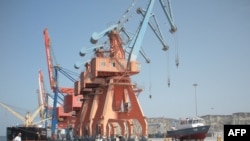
[166,117,210,140]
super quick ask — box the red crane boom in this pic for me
[43,28,74,95]
[43,28,82,132]
[43,29,54,91]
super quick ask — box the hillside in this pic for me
[146,112,250,136]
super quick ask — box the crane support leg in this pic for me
[87,78,148,139]
[117,120,127,137]
[88,94,100,137]
[106,123,111,139]
[91,80,114,138]
[73,76,149,139]
[117,84,148,138]
[127,119,134,138]
[108,122,115,138]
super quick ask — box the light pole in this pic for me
[193,83,198,116]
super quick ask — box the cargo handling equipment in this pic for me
[72,0,177,140]
[42,0,178,140]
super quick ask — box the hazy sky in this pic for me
[0,0,250,136]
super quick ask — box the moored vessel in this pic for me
[166,117,210,140]
[6,126,47,141]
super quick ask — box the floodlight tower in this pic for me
[193,83,198,116]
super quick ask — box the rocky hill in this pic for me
[201,112,250,136]
[145,112,250,136]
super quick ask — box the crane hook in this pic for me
[168,78,171,87]
[175,57,179,68]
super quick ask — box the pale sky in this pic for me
[0,0,250,136]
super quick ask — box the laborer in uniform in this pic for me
[13,132,22,141]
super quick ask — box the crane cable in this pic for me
[167,50,171,87]
[148,63,152,99]
[174,30,179,68]
[167,31,179,87]
[49,39,59,68]
[118,0,138,26]
[49,38,79,82]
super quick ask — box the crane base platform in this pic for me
[72,136,149,141]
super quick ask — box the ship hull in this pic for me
[6,126,47,141]
[166,125,210,140]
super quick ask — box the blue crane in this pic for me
[77,0,177,69]
[43,29,79,136]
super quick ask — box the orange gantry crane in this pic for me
[73,0,177,140]
[43,28,82,134]
[73,30,145,139]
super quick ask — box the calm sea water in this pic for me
[0,136,6,141]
